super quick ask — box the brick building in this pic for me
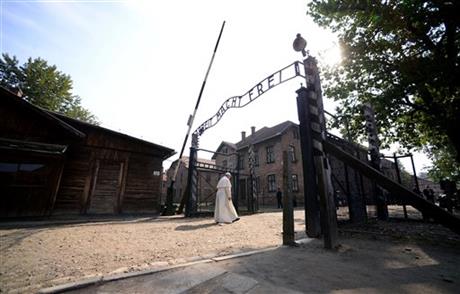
[214,120,399,209]
[214,121,305,207]
[212,142,238,170]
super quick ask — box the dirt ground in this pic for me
[1,207,459,293]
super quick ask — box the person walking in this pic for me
[276,187,283,209]
[214,172,239,224]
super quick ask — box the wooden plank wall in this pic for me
[53,147,92,214]
[87,160,123,214]
[122,154,162,213]
[55,146,163,215]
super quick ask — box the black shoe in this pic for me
[233,217,240,223]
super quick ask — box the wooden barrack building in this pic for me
[0,87,175,218]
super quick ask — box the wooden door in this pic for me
[88,160,123,214]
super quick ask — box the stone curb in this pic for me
[37,246,280,294]
[37,276,103,294]
[210,247,279,261]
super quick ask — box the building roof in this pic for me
[213,120,371,160]
[1,87,86,140]
[51,111,175,159]
[236,120,297,149]
[221,141,237,150]
[1,87,175,159]
[169,156,216,169]
[211,141,237,159]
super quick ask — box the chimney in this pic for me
[251,126,256,135]
[241,131,246,141]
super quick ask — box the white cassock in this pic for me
[214,176,239,223]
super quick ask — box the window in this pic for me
[266,146,275,163]
[288,145,296,162]
[222,160,227,167]
[222,146,228,154]
[0,163,19,172]
[267,174,276,192]
[19,164,45,172]
[239,155,244,169]
[292,174,299,192]
[0,163,45,173]
[254,150,259,166]
[0,162,48,187]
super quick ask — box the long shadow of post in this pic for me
[175,223,216,231]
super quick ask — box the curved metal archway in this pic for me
[192,61,306,145]
[185,60,308,216]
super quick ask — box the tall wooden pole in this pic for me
[297,86,321,238]
[283,151,295,246]
[164,21,226,215]
[185,143,198,217]
[306,56,338,249]
[393,153,408,219]
[297,55,339,249]
[363,103,388,220]
[410,153,420,192]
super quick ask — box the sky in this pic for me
[1,0,430,174]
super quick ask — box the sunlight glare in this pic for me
[318,41,342,66]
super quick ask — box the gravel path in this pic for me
[1,206,458,294]
[0,211,306,293]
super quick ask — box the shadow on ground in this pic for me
[65,235,460,294]
[175,222,217,231]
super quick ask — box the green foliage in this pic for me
[0,53,99,125]
[308,0,460,180]
[425,144,460,182]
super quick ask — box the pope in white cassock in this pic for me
[214,172,239,224]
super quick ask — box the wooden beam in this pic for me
[85,159,100,214]
[47,157,66,215]
[324,139,460,234]
[117,157,129,213]
[315,155,339,249]
[81,152,96,214]
[296,87,321,238]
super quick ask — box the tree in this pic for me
[308,0,460,181]
[0,53,99,125]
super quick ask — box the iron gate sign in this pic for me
[193,61,304,137]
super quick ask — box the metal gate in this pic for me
[185,141,256,216]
